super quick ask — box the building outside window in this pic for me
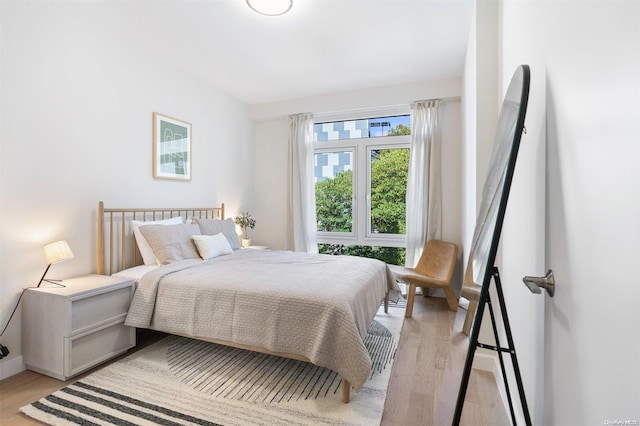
[313,114,411,265]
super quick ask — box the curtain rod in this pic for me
[415,96,461,104]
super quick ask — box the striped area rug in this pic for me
[167,319,396,403]
[20,302,405,425]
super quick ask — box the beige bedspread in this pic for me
[125,249,400,391]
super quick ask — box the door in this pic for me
[541,3,640,423]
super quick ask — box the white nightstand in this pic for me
[244,245,270,250]
[22,274,136,381]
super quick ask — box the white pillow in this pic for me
[131,216,183,265]
[193,217,241,250]
[192,233,234,260]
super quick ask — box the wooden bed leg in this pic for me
[384,292,389,313]
[341,378,350,403]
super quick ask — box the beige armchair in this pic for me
[388,239,459,318]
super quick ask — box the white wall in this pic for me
[0,2,254,378]
[460,0,505,367]
[251,82,464,289]
[483,1,639,424]
[252,119,290,250]
[250,78,462,122]
[461,6,477,265]
[461,0,500,265]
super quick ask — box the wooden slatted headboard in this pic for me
[97,201,225,275]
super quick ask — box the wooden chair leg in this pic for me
[443,286,459,311]
[405,283,416,318]
[384,291,389,313]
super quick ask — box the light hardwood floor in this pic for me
[381,295,509,425]
[0,296,508,425]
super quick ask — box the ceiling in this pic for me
[108,0,473,105]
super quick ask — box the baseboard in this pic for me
[0,355,26,380]
[473,352,525,425]
[472,352,496,373]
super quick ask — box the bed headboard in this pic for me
[97,201,225,275]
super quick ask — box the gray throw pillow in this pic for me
[138,223,201,264]
[193,218,240,250]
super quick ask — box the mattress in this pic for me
[125,248,400,390]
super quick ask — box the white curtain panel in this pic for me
[405,100,442,267]
[286,113,318,253]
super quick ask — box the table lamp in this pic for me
[38,240,74,287]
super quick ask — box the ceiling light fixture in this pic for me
[246,0,292,16]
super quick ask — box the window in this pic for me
[313,114,410,265]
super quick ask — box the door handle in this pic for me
[522,269,555,297]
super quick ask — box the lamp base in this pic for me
[38,279,66,288]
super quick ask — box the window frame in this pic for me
[313,111,410,249]
[365,141,410,245]
[314,143,357,238]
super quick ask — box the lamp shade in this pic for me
[246,0,292,16]
[44,240,74,265]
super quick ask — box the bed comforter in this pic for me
[124,249,400,391]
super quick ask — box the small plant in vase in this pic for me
[234,212,256,248]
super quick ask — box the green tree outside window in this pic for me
[316,123,410,265]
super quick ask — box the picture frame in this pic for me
[152,112,192,181]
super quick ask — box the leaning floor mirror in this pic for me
[453,64,531,425]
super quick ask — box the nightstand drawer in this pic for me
[65,321,135,378]
[24,274,136,381]
[70,286,131,334]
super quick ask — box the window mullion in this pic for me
[355,142,367,245]
[365,143,373,241]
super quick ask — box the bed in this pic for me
[97,201,401,403]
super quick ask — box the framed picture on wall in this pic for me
[152,112,192,181]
